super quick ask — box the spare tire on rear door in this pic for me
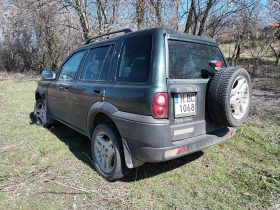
[207,67,252,127]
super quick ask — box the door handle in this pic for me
[93,88,101,94]
[59,86,69,91]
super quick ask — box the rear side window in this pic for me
[80,45,113,81]
[168,40,225,79]
[117,35,152,83]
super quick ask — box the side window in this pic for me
[59,50,85,81]
[80,45,113,81]
[117,35,152,83]
[99,46,114,81]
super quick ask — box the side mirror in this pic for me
[42,70,56,80]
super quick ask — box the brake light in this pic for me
[177,146,188,154]
[209,60,223,68]
[152,93,168,119]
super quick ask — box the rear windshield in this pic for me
[168,40,225,79]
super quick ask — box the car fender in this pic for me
[35,86,46,103]
[87,101,144,168]
[86,101,119,137]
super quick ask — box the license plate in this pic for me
[174,93,196,117]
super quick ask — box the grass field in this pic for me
[0,78,279,209]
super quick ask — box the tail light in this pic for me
[152,93,168,119]
[228,129,236,138]
[164,146,189,159]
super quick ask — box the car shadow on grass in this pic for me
[29,112,94,169]
[30,112,204,182]
[121,151,204,182]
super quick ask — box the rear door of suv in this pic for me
[105,34,154,115]
[166,36,226,142]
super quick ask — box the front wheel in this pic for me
[34,99,54,128]
[91,124,130,181]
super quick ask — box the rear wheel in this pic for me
[91,124,129,181]
[34,99,54,128]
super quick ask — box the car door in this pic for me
[48,50,86,124]
[70,45,114,131]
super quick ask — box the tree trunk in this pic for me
[74,0,89,41]
[135,0,145,30]
[197,0,214,36]
[79,11,89,41]
[236,44,241,59]
[192,11,198,35]
[184,0,196,34]
[276,54,279,66]
[231,43,241,66]
[64,0,89,41]
[270,44,280,66]
[97,0,102,34]
[150,0,162,26]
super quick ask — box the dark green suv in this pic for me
[34,28,252,181]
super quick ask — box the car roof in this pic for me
[163,28,218,46]
[76,27,218,52]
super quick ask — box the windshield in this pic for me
[168,40,225,79]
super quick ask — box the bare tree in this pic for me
[0,0,277,75]
[183,0,221,36]
[62,0,90,41]
[0,0,74,72]
[150,0,163,26]
[270,38,280,65]
[230,0,264,66]
[134,0,146,30]
[197,0,214,36]
[96,0,120,34]
[267,0,280,65]
[184,0,196,34]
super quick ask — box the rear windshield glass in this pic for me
[168,40,225,79]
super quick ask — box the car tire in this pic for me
[207,67,252,127]
[34,99,54,128]
[91,123,130,181]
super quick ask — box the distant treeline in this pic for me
[0,0,279,73]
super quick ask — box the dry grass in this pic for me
[0,71,41,81]
[0,76,279,209]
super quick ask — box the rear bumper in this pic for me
[112,111,235,164]
[123,127,235,162]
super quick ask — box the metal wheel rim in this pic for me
[94,132,115,174]
[35,103,47,125]
[230,75,249,120]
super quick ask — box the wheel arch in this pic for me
[87,101,119,138]
[87,101,145,169]
[35,86,46,102]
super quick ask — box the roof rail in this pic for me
[84,28,132,45]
